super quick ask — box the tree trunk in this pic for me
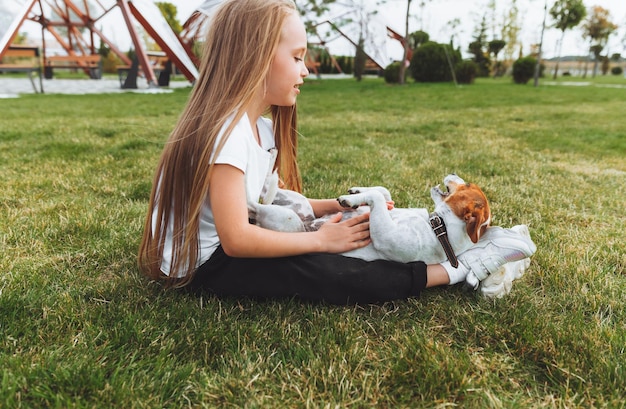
[552,31,565,79]
[354,37,365,81]
[582,39,591,79]
[533,0,547,87]
[398,0,412,85]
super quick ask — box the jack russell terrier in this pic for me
[249,173,531,298]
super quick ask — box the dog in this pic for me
[248,174,528,298]
[250,174,490,263]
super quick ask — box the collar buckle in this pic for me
[429,212,459,268]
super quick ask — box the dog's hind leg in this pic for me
[337,190,392,221]
[248,201,307,232]
[339,189,396,235]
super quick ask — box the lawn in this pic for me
[1,76,625,408]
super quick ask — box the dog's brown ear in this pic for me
[464,212,480,243]
[465,203,490,243]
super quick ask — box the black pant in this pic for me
[188,246,428,305]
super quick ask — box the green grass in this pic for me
[1,77,625,408]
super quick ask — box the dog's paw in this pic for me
[337,196,359,209]
[347,187,392,201]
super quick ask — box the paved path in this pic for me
[0,77,192,98]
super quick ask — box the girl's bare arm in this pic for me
[210,164,371,258]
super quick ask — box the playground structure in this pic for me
[1,0,406,92]
[308,19,381,75]
[0,0,198,90]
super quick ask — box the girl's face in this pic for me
[264,12,309,107]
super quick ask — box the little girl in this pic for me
[138,0,535,304]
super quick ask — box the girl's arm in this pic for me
[308,198,345,218]
[210,164,371,258]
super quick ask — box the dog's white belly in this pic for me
[343,208,448,264]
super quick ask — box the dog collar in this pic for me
[429,212,459,268]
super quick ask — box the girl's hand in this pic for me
[315,212,371,253]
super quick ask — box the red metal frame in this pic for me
[2,0,196,85]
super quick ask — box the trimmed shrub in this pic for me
[455,60,478,84]
[611,66,623,75]
[335,55,353,74]
[512,56,536,84]
[409,41,460,83]
[102,52,122,74]
[384,61,404,83]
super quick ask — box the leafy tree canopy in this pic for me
[156,2,182,34]
[549,0,586,32]
[408,30,429,50]
[583,6,617,45]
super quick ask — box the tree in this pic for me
[481,0,509,77]
[549,0,586,79]
[417,0,432,31]
[445,18,462,47]
[296,0,336,15]
[398,0,414,85]
[582,6,618,78]
[500,0,521,65]
[354,36,366,81]
[533,0,548,87]
[338,0,380,81]
[296,0,337,38]
[487,0,498,39]
[12,32,29,45]
[156,2,182,34]
[468,15,491,77]
[600,55,610,75]
[488,39,506,77]
[408,30,429,49]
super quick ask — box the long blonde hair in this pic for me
[139,0,302,286]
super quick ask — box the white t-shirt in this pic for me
[157,112,276,277]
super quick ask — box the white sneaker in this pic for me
[461,225,536,289]
[478,225,533,298]
[479,258,530,298]
[508,224,532,279]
